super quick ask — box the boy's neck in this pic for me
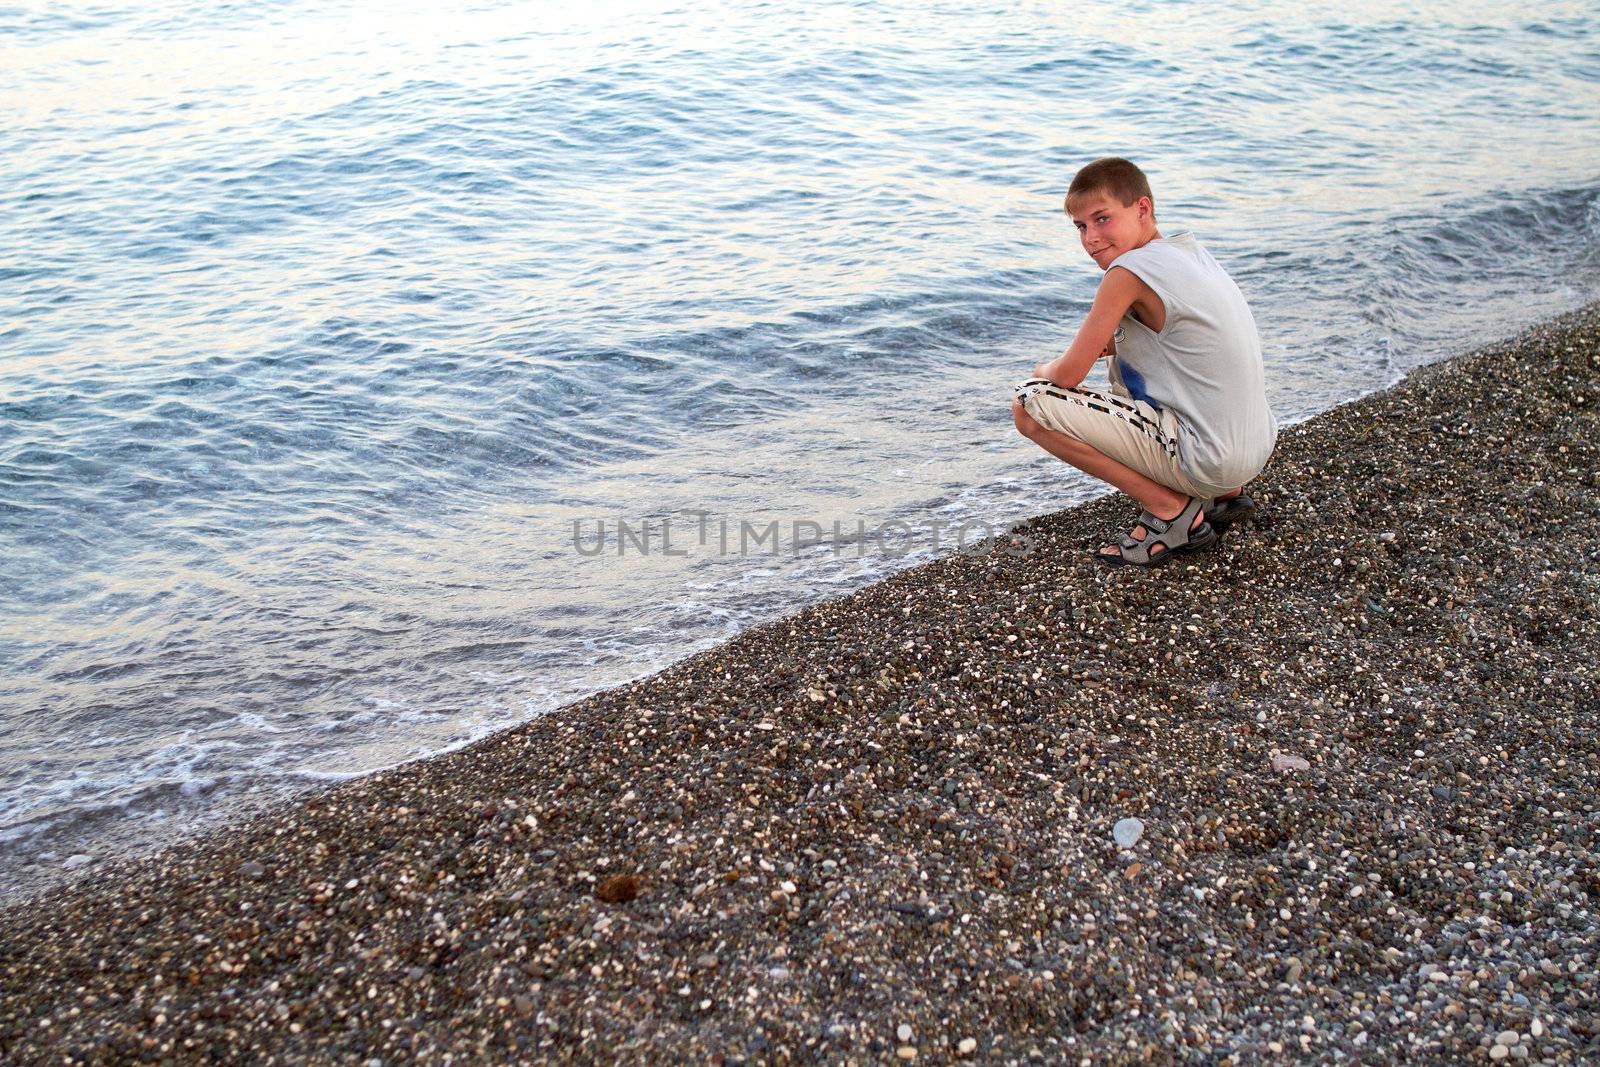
[1133,224,1163,249]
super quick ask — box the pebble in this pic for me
[896,1046,917,1061]
[595,874,642,903]
[958,1037,978,1056]
[1112,817,1144,849]
[897,1023,912,1042]
[61,855,92,871]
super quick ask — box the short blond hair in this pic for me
[1066,157,1154,215]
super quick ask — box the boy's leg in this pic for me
[1012,399,1203,558]
[1012,399,1190,517]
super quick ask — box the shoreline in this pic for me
[3,305,1598,1064]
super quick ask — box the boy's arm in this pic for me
[1030,267,1150,387]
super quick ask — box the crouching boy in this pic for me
[1012,157,1277,567]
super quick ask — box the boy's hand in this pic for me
[1031,342,1108,384]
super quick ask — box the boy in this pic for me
[1012,157,1276,567]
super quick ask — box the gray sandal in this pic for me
[1206,493,1258,532]
[1097,496,1218,568]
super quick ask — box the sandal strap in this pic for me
[1135,509,1171,535]
[1119,496,1207,561]
[1115,523,1171,564]
[1165,497,1209,549]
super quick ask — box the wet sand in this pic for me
[2,305,1597,1065]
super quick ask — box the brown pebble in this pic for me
[596,874,642,903]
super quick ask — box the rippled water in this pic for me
[3,0,1598,892]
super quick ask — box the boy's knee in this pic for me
[1012,398,1040,437]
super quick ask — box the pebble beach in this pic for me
[3,304,1598,1064]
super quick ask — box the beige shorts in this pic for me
[1013,379,1229,499]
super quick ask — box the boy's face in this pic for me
[1067,191,1154,270]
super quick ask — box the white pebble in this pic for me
[62,854,93,870]
[958,1037,977,1055]
[1496,1031,1520,1047]
[1112,817,1144,848]
[1489,1045,1509,1061]
[897,1023,912,1042]
[1530,1018,1544,1038]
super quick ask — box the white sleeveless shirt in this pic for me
[1107,231,1277,490]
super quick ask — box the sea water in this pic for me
[3,0,1598,894]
